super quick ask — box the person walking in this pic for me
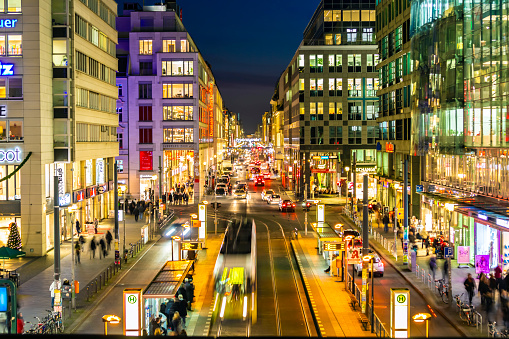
[382,213,389,234]
[99,237,107,259]
[168,192,173,205]
[167,297,177,332]
[176,294,188,327]
[94,218,99,234]
[184,278,194,311]
[184,192,189,206]
[139,204,144,221]
[130,201,135,215]
[134,206,139,222]
[172,312,183,335]
[124,199,129,215]
[428,256,437,282]
[479,273,488,305]
[106,230,113,251]
[75,241,81,264]
[442,258,449,281]
[484,279,495,322]
[75,219,81,236]
[16,312,24,334]
[89,236,97,259]
[464,273,476,306]
[49,280,58,308]
[496,264,503,292]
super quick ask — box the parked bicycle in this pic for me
[435,278,449,303]
[455,294,475,325]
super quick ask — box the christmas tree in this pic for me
[7,222,22,250]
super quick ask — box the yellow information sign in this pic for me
[182,242,202,251]
[323,242,345,251]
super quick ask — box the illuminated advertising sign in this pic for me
[0,61,14,76]
[0,147,21,164]
[390,288,410,338]
[123,289,142,336]
[0,19,17,28]
[139,151,153,171]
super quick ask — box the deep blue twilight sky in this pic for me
[117,0,320,134]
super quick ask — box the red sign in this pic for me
[86,186,97,198]
[386,142,395,153]
[311,169,334,173]
[73,190,85,203]
[140,151,153,171]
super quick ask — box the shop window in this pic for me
[7,0,20,13]
[8,120,22,140]
[139,40,152,55]
[0,121,5,141]
[2,34,21,56]
[0,79,5,98]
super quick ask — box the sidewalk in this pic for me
[15,210,176,327]
[338,209,495,337]
[291,234,376,337]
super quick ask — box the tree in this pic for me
[7,222,22,250]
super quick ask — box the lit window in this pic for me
[329,79,335,90]
[310,79,316,91]
[310,55,316,67]
[299,55,304,67]
[361,10,371,21]
[180,39,189,52]
[325,34,333,45]
[0,121,5,140]
[324,10,332,21]
[317,79,323,91]
[299,79,305,91]
[163,39,176,52]
[139,40,152,55]
[7,0,20,13]
[9,120,22,140]
[333,10,341,21]
[7,34,21,56]
[0,35,5,55]
[347,29,357,42]
[0,79,5,98]
[335,34,341,45]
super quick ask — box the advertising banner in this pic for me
[475,254,490,274]
[140,151,153,171]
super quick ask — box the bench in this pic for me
[348,293,358,310]
[358,312,369,331]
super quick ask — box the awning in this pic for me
[143,260,192,298]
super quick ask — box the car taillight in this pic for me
[292,203,296,207]
[282,204,286,207]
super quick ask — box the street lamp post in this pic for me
[363,255,375,333]
[102,314,121,335]
[344,235,354,291]
[344,166,350,209]
[412,313,432,338]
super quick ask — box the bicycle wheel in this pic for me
[459,310,467,322]
[441,290,449,303]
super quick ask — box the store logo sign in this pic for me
[0,106,6,117]
[497,218,509,228]
[59,193,71,207]
[0,147,21,163]
[0,61,14,76]
[0,19,18,28]
[478,214,488,221]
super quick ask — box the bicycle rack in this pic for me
[474,311,482,332]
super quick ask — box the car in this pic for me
[215,187,227,196]
[236,183,247,191]
[217,178,229,185]
[233,189,247,199]
[261,189,275,200]
[340,228,360,239]
[279,199,296,212]
[255,177,265,186]
[266,194,281,204]
[354,249,384,277]
[262,172,271,180]
[221,175,230,183]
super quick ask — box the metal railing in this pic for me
[82,262,121,302]
[346,273,389,337]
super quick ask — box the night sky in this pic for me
[117,0,320,134]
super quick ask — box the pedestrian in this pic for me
[75,241,81,264]
[428,256,437,282]
[464,273,476,306]
[139,205,144,221]
[502,289,509,328]
[485,281,494,322]
[94,218,98,234]
[442,258,449,281]
[106,230,113,251]
[89,236,97,259]
[184,192,189,205]
[124,199,129,215]
[184,278,195,311]
[172,311,183,335]
[49,280,58,308]
[149,315,159,335]
[76,219,81,236]
[79,235,85,251]
[177,294,188,327]
[398,226,404,248]
[17,312,24,334]
[130,201,135,215]
[479,273,488,305]
[168,192,173,205]
[134,207,139,222]
[167,297,177,331]
[177,285,188,304]
[99,237,107,259]
[496,264,503,291]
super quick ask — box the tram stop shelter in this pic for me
[142,260,193,332]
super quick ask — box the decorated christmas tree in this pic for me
[7,222,22,250]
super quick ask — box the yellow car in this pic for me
[234,189,247,199]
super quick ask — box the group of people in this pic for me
[166,187,190,206]
[125,199,154,222]
[463,265,509,326]
[73,230,114,263]
[148,278,195,336]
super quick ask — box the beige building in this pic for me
[0,0,118,256]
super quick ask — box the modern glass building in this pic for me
[277,0,380,199]
[411,0,509,268]
[374,0,421,219]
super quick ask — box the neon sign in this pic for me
[0,147,21,163]
[0,61,14,76]
[0,19,17,28]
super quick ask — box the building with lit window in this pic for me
[410,0,509,269]
[0,0,119,256]
[373,0,421,218]
[276,0,379,198]
[116,2,223,201]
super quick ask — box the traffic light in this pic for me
[211,202,221,209]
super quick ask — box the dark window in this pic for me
[118,84,123,97]
[139,105,152,121]
[139,128,152,144]
[138,83,152,99]
[139,62,153,75]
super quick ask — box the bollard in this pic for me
[87,286,90,301]
[95,278,98,293]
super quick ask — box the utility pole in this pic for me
[361,174,369,314]
[304,185,308,235]
[352,152,356,213]
[53,175,61,314]
[403,158,409,265]
[114,161,119,265]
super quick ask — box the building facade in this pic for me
[276,0,379,198]
[411,0,509,269]
[374,0,420,219]
[0,0,119,256]
[116,2,223,202]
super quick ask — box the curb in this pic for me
[290,240,322,337]
[338,213,468,337]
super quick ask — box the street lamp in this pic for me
[412,313,432,338]
[344,235,354,290]
[363,254,375,333]
[102,314,121,335]
[120,186,127,256]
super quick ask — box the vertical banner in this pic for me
[361,263,367,313]
[475,254,490,274]
[198,204,206,240]
[123,288,142,336]
[390,288,410,338]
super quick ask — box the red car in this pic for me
[255,177,265,186]
[279,199,296,212]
